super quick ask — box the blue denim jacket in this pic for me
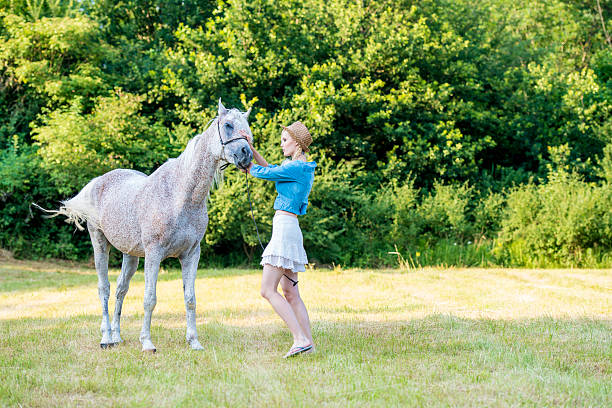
[250,160,317,215]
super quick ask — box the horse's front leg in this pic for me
[180,244,204,350]
[140,252,162,352]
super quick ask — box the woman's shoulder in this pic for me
[301,161,317,172]
[280,159,317,169]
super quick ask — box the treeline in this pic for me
[0,0,611,268]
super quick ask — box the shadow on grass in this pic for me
[0,261,260,293]
[0,266,96,292]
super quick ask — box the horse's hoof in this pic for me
[189,339,204,351]
[100,343,111,349]
[143,348,156,353]
[141,339,156,353]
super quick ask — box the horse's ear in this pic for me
[218,98,228,117]
[243,107,252,119]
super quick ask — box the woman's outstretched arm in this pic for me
[240,130,268,167]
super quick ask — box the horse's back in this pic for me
[97,168,147,189]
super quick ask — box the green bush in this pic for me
[388,178,420,247]
[0,144,91,259]
[300,157,379,266]
[472,191,506,240]
[415,181,474,244]
[496,171,612,267]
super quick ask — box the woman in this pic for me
[239,121,316,358]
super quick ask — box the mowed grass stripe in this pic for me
[0,260,610,407]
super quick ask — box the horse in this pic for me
[36,99,253,352]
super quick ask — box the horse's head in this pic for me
[217,99,253,170]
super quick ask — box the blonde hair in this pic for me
[291,145,304,161]
[282,149,308,166]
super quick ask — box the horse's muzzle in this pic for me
[235,148,253,170]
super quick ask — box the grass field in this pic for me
[0,259,610,407]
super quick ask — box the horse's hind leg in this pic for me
[87,224,112,348]
[110,254,139,344]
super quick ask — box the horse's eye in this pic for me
[225,123,234,129]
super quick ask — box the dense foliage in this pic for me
[1,0,611,267]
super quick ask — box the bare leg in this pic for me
[110,254,139,344]
[180,245,204,350]
[140,252,162,352]
[87,224,112,348]
[261,264,310,348]
[280,270,313,347]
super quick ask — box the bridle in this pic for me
[214,116,249,170]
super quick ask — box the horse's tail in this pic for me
[32,180,100,231]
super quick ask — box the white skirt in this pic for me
[261,213,308,272]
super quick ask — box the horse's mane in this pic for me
[177,122,224,191]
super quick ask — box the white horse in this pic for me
[38,100,252,351]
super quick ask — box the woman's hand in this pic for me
[239,129,253,146]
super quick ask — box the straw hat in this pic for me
[282,121,312,152]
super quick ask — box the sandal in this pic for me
[283,344,313,358]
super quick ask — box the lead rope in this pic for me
[244,171,298,286]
